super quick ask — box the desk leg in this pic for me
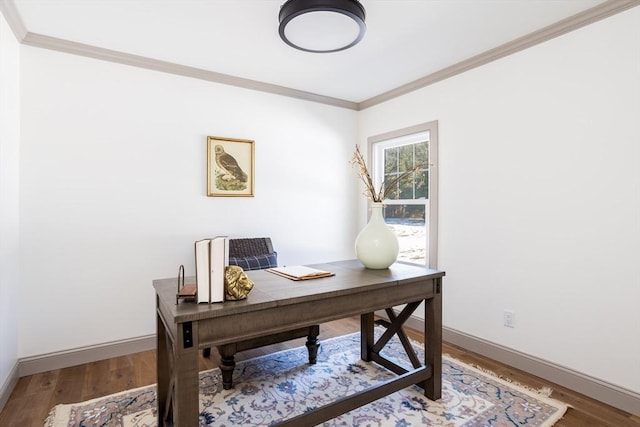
[219,343,237,390]
[306,325,320,364]
[360,312,374,362]
[156,310,170,427]
[172,321,200,426]
[424,277,443,400]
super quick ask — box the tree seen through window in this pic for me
[370,123,437,267]
[382,141,429,224]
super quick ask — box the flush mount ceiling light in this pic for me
[279,0,366,53]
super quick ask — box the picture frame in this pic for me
[207,136,255,197]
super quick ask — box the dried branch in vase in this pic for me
[350,144,423,203]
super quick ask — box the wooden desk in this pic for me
[154,259,445,426]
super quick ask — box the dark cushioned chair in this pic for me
[204,237,320,389]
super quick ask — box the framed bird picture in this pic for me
[207,136,255,197]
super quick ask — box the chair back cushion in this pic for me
[229,252,277,271]
[228,238,277,271]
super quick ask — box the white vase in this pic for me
[355,202,399,269]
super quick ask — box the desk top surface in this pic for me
[154,259,445,323]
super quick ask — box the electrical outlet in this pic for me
[503,309,515,328]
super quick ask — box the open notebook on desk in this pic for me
[266,266,334,281]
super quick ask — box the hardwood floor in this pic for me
[1,317,638,426]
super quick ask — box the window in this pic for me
[368,122,438,267]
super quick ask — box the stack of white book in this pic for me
[194,236,229,304]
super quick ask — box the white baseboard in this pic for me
[0,361,19,414]
[7,316,640,417]
[18,334,156,377]
[374,310,640,417]
[443,325,640,416]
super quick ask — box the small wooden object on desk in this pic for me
[175,265,197,304]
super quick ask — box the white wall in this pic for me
[358,8,640,393]
[11,1,640,399]
[0,10,20,397]
[19,46,358,356]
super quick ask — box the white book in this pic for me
[210,236,229,303]
[194,239,212,304]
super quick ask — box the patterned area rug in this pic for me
[45,329,567,426]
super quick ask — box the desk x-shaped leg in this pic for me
[361,301,433,395]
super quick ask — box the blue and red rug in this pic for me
[45,328,567,426]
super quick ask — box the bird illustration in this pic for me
[215,144,248,182]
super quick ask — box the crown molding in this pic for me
[20,32,359,110]
[3,0,638,111]
[357,0,640,110]
[0,0,27,41]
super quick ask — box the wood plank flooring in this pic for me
[1,317,638,426]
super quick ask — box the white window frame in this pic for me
[367,121,439,268]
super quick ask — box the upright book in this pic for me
[210,236,229,303]
[195,239,212,304]
[194,237,229,303]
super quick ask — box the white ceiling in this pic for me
[8,0,622,105]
